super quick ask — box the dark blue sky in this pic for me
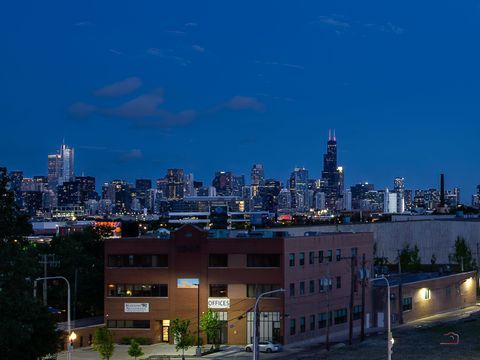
[2,1,480,199]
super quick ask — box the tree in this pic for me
[171,318,194,360]
[449,236,476,271]
[93,327,114,360]
[200,309,221,349]
[0,168,63,359]
[399,243,421,272]
[128,339,144,360]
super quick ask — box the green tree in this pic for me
[93,327,115,360]
[0,168,63,359]
[44,227,104,318]
[171,318,194,360]
[200,309,221,349]
[128,339,144,360]
[449,236,476,271]
[399,243,421,272]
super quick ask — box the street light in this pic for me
[34,276,72,360]
[376,275,393,360]
[69,331,77,350]
[252,288,285,360]
[193,283,201,357]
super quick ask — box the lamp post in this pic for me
[252,288,285,360]
[34,276,72,360]
[194,283,202,357]
[378,275,393,360]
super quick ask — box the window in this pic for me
[334,308,348,324]
[309,280,315,294]
[327,250,333,262]
[299,252,305,266]
[318,250,324,263]
[423,288,431,300]
[300,317,306,332]
[247,254,280,267]
[299,281,305,295]
[309,251,315,265]
[309,314,315,330]
[402,297,412,311]
[209,254,228,267]
[353,305,362,320]
[108,254,168,267]
[290,319,296,335]
[107,320,150,329]
[209,284,228,297]
[318,312,331,328]
[247,284,281,298]
[336,276,341,289]
[289,283,295,297]
[107,284,168,297]
[351,247,358,257]
[319,279,324,292]
[289,253,295,267]
[336,249,341,261]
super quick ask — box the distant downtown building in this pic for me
[321,130,344,211]
[104,225,374,345]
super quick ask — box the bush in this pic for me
[120,336,152,345]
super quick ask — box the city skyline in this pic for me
[3,136,470,199]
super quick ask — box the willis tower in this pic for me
[321,130,344,210]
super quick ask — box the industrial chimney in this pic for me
[440,173,445,207]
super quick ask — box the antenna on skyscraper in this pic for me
[328,129,332,141]
[333,129,336,141]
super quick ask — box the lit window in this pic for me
[423,288,431,300]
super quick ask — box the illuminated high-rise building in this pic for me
[250,164,264,197]
[321,130,343,211]
[47,142,75,190]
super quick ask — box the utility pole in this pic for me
[360,253,366,341]
[348,255,355,346]
[38,254,59,306]
[397,249,403,325]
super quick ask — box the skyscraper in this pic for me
[250,164,264,197]
[289,167,309,212]
[321,130,343,210]
[212,171,233,196]
[394,177,405,213]
[47,142,74,190]
[166,169,184,200]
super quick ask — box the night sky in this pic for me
[2,1,480,198]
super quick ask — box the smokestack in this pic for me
[440,173,445,207]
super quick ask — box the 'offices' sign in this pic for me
[208,298,230,309]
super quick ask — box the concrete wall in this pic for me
[279,220,480,264]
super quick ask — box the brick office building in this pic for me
[104,225,374,345]
[372,271,478,328]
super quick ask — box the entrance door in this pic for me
[219,321,228,344]
[161,320,170,342]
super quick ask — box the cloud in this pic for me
[68,102,97,118]
[94,77,142,97]
[222,96,265,112]
[119,149,143,162]
[254,60,304,70]
[68,88,198,128]
[146,48,191,66]
[192,44,205,53]
[109,49,123,55]
[102,88,165,118]
[78,145,108,151]
[185,22,198,27]
[315,16,350,28]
